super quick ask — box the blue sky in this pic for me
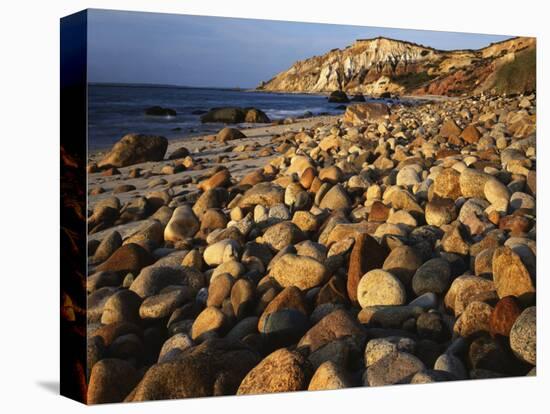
[87,9,513,88]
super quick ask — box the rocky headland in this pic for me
[258,36,535,97]
[85,91,536,403]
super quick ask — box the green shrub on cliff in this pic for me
[493,48,536,94]
[393,71,435,91]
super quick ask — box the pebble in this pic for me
[453,301,493,337]
[158,333,193,363]
[357,269,406,308]
[365,336,416,367]
[164,205,200,241]
[203,239,240,266]
[96,243,155,275]
[207,273,234,307]
[489,296,521,337]
[238,182,284,208]
[434,353,467,380]
[130,265,200,298]
[101,289,142,325]
[237,348,309,395]
[364,351,425,386]
[139,288,189,320]
[509,306,536,365]
[298,309,366,352]
[87,358,141,404]
[260,221,304,251]
[382,245,422,285]
[191,306,227,341]
[444,275,496,316]
[348,233,389,302]
[308,361,351,391]
[319,184,351,210]
[270,254,328,290]
[91,231,122,264]
[492,246,535,305]
[412,258,451,296]
[425,198,457,226]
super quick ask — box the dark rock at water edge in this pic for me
[144,106,176,116]
[200,107,271,124]
[328,90,350,103]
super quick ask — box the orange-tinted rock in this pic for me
[490,296,522,337]
[309,177,323,193]
[239,170,265,186]
[410,136,426,148]
[433,168,462,200]
[325,222,370,246]
[369,201,390,222]
[453,301,493,337]
[96,243,154,275]
[238,182,284,208]
[435,149,460,159]
[300,167,316,189]
[439,119,462,137]
[98,134,168,168]
[87,163,99,173]
[444,275,496,317]
[492,246,535,305]
[102,167,121,176]
[191,307,227,341]
[460,124,482,144]
[441,223,470,255]
[237,349,309,395]
[198,168,231,191]
[347,233,390,304]
[476,149,499,162]
[447,134,462,146]
[89,187,105,196]
[128,168,141,178]
[217,127,246,142]
[487,210,501,225]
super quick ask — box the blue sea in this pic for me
[88,84,351,150]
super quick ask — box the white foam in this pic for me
[265,106,341,119]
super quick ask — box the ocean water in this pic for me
[87,84,351,150]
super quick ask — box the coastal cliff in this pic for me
[258,36,535,96]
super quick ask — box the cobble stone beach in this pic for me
[85,92,536,403]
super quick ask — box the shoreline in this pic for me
[87,114,341,220]
[88,93,454,155]
[88,114,340,156]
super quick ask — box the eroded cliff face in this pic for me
[258,36,535,97]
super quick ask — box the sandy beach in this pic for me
[87,115,339,238]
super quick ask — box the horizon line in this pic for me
[88,81,253,90]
